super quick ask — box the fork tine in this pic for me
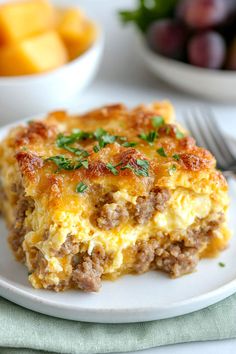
[184,110,216,152]
[204,108,235,163]
[195,110,226,163]
[184,110,225,169]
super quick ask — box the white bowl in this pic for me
[137,37,236,102]
[0,33,104,123]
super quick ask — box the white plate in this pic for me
[137,37,236,103]
[0,120,236,324]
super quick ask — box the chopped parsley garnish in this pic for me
[56,132,89,157]
[139,131,157,144]
[176,129,185,139]
[57,130,91,146]
[122,142,138,147]
[172,154,180,161]
[169,164,177,176]
[118,136,127,142]
[76,182,88,193]
[106,163,119,175]
[165,126,171,135]
[93,145,100,153]
[121,159,149,177]
[46,155,88,171]
[157,147,167,157]
[152,116,164,128]
[100,134,116,147]
[81,160,89,169]
[218,262,225,268]
[93,128,116,149]
[93,128,106,139]
[52,128,151,178]
[62,145,89,157]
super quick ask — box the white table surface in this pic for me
[1,0,236,353]
[74,1,236,353]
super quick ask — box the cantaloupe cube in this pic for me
[0,30,68,76]
[57,8,97,60]
[0,0,55,45]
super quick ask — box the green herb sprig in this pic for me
[119,0,178,33]
[169,164,177,176]
[152,116,164,128]
[121,159,150,177]
[46,155,88,171]
[157,147,167,157]
[139,131,157,144]
[76,182,88,193]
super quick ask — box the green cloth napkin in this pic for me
[1,293,236,354]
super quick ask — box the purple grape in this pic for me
[178,0,231,29]
[147,20,187,60]
[175,0,191,20]
[226,39,236,70]
[188,31,226,69]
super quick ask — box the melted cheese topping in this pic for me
[0,101,230,288]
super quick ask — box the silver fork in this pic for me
[183,108,236,177]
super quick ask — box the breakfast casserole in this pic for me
[0,102,230,292]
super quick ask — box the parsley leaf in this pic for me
[46,155,74,171]
[93,145,100,153]
[218,262,225,268]
[56,132,89,157]
[169,164,177,176]
[106,163,119,175]
[176,129,185,139]
[122,142,138,147]
[57,131,91,147]
[46,155,88,171]
[81,160,89,169]
[157,147,167,157]
[172,154,180,161]
[165,126,171,135]
[99,134,116,147]
[93,128,107,139]
[139,131,157,144]
[93,128,117,149]
[62,145,89,157]
[152,116,164,128]
[121,159,149,177]
[76,182,88,193]
[118,136,127,142]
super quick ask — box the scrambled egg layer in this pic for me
[0,101,230,289]
[22,186,229,278]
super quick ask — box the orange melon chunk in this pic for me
[0,0,55,45]
[0,30,68,76]
[57,9,97,60]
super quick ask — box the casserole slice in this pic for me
[0,102,230,291]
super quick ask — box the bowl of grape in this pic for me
[120,0,236,101]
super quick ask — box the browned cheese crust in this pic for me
[0,101,230,292]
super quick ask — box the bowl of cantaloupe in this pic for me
[0,0,104,121]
